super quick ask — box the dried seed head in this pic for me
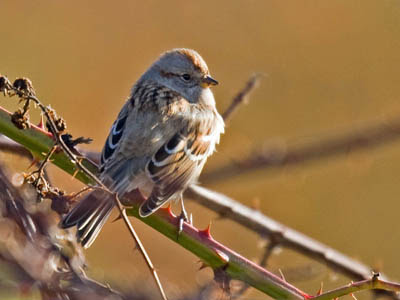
[46,109,67,133]
[11,108,30,129]
[54,117,67,132]
[0,75,12,95]
[13,78,35,97]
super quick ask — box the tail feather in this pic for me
[61,191,114,249]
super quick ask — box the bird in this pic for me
[61,48,225,248]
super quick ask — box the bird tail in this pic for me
[60,190,114,249]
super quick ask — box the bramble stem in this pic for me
[0,103,305,299]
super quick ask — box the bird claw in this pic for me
[177,195,192,240]
[177,210,191,239]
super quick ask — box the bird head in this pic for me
[141,48,218,103]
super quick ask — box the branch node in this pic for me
[372,271,380,281]
[214,249,230,265]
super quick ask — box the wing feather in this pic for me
[139,110,223,217]
[100,104,130,170]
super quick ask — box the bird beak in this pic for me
[201,75,219,87]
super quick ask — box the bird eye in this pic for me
[181,74,191,81]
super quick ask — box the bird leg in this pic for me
[178,195,191,237]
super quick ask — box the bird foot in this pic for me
[177,211,192,239]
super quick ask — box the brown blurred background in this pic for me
[1,1,400,299]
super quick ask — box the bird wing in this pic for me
[99,83,198,194]
[139,108,223,217]
[100,83,180,175]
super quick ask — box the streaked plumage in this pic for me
[61,49,224,248]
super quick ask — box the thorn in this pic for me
[214,249,229,264]
[316,282,323,296]
[160,203,175,217]
[278,268,286,282]
[27,158,40,169]
[198,261,209,270]
[37,114,45,130]
[71,168,79,180]
[350,293,358,300]
[199,221,212,238]
[112,213,123,223]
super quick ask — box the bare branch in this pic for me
[203,116,400,183]
[222,73,262,122]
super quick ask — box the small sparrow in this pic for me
[61,49,224,248]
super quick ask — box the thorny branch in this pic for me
[0,110,308,299]
[231,240,278,300]
[0,75,168,300]
[185,185,399,299]
[312,273,400,300]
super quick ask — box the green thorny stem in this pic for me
[1,76,400,299]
